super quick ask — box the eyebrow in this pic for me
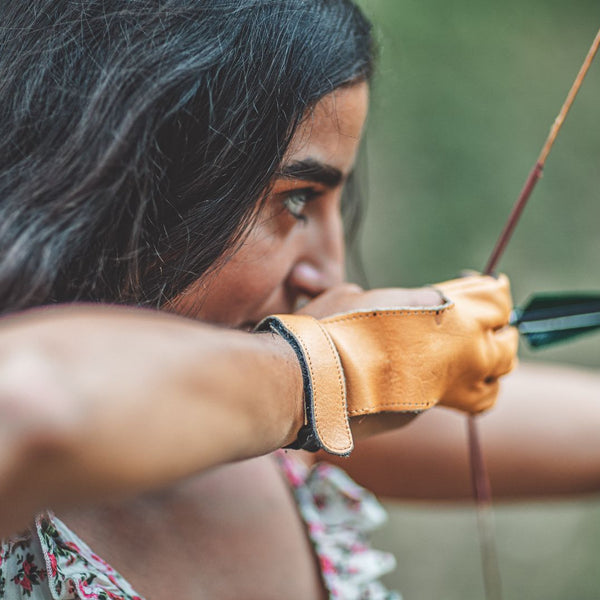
[277,159,344,188]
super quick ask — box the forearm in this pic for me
[481,362,600,498]
[0,306,303,535]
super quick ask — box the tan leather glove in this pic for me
[256,274,518,456]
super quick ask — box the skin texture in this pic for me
[0,82,598,600]
[8,83,504,599]
[171,83,369,325]
[134,83,373,599]
[3,84,376,600]
[0,307,322,599]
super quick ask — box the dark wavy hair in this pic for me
[0,0,374,314]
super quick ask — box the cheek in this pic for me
[171,231,293,326]
[205,263,281,321]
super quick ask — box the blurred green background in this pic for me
[353,1,600,598]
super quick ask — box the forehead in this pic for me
[284,82,369,174]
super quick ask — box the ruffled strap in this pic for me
[275,450,402,600]
[1,529,53,599]
[35,513,144,600]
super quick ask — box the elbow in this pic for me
[0,350,80,537]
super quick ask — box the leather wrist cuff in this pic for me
[256,315,353,456]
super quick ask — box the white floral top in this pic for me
[275,451,401,599]
[1,452,400,599]
[0,513,143,599]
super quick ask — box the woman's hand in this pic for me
[259,274,518,455]
[432,274,518,411]
[295,282,444,318]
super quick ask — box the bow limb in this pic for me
[468,25,600,600]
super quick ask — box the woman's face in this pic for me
[172,82,369,329]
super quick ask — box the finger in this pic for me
[443,379,501,414]
[468,274,514,329]
[436,274,513,323]
[438,272,509,294]
[471,379,501,414]
[490,326,519,377]
[296,283,364,318]
[362,287,445,309]
[434,274,485,294]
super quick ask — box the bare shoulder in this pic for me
[58,455,327,600]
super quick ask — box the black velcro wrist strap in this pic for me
[259,318,321,452]
[255,314,353,456]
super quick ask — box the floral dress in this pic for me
[0,513,143,599]
[274,451,401,599]
[1,453,401,599]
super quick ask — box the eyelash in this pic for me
[282,189,319,222]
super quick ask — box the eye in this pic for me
[282,189,317,222]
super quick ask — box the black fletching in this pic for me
[511,292,600,348]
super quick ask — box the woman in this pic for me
[0,2,597,599]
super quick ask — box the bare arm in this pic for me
[328,362,600,501]
[0,278,520,535]
[0,306,303,536]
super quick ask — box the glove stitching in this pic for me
[348,399,436,415]
[322,305,455,325]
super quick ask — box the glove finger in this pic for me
[443,379,500,414]
[296,283,365,319]
[435,273,499,293]
[490,326,519,377]
[471,379,501,414]
[436,274,513,329]
[470,274,513,330]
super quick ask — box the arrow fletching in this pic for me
[511,291,600,348]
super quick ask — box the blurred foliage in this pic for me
[356,0,600,369]
[353,2,600,599]
[372,500,600,600]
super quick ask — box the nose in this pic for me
[286,205,345,299]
